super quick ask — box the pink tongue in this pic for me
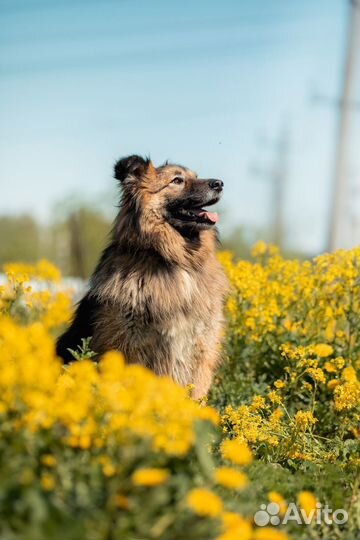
[199,211,219,223]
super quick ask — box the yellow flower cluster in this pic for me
[4,260,61,282]
[0,263,219,457]
[1,259,72,329]
[222,402,284,448]
[2,248,358,539]
[218,244,360,464]
[0,324,218,455]
[220,245,360,349]
[294,411,317,432]
[2,261,271,539]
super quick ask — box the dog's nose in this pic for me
[209,179,224,192]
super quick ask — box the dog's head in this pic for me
[114,155,223,234]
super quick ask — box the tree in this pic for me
[0,215,40,266]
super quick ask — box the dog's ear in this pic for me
[114,155,150,182]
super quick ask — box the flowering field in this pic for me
[1,246,360,540]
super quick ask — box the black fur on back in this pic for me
[56,293,100,363]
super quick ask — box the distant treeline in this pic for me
[0,208,303,279]
[0,208,110,279]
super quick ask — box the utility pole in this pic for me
[328,0,360,251]
[250,123,290,250]
[272,126,289,248]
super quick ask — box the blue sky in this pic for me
[1,0,358,253]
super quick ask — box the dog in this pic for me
[56,155,228,398]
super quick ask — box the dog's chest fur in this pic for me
[91,256,224,385]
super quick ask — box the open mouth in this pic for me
[167,194,221,228]
[173,207,219,224]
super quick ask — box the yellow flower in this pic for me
[250,395,267,411]
[103,462,117,477]
[35,259,61,282]
[214,467,248,490]
[97,455,117,476]
[186,488,223,517]
[252,528,289,540]
[267,391,282,405]
[114,494,130,509]
[324,361,337,373]
[41,292,72,329]
[297,491,317,518]
[327,379,340,391]
[302,381,313,392]
[283,318,294,332]
[306,367,326,384]
[99,350,125,379]
[78,435,92,449]
[334,381,360,411]
[268,408,284,429]
[245,317,256,330]
[334,357,345,370]
[251,240,268,257]
[251,241,278,258]
[217,512,252,540]
[41,454,57,467]
[342,366,357,382]
[313,344,333,358]
[268,491,287,516]
[294,411,317,432]
[41,474,56,491]
[131,468,169,487]
[196,406,220,425]
[221,439,253,466]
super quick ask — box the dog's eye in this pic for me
[171,177,184,185]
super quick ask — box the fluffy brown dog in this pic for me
[56,155,228,397]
